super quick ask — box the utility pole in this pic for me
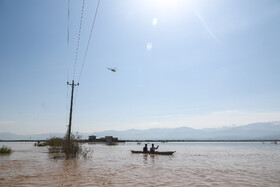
[67,80,79,142]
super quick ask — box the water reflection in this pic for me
[142,154,148,165]
[60,160,83,185]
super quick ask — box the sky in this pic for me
[0,0,280,134]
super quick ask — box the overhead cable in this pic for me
[78,0,101,83]
[73,0,86,81]
[67,0,70,46]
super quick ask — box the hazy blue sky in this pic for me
[1,0,280,134]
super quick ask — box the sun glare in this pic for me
[146,42,153,50]
[149,0,193,12]
[152,18,158,26]
[153,0,179,9]
[145,0,193,23]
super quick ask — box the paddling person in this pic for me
[143,144,148,153]
[150,144,159,153]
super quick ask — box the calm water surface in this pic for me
[0,142,279,186]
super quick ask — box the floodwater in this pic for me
[0,142,280,186]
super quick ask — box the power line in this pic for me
[65,0,100,138]
[65,83,70,130]
[67,0,70,46]
[66,0,70,83]
[78,0,101,83]
[73,0,86,81]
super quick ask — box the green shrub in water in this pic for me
[47,133,92,159]
[0,145,12,154]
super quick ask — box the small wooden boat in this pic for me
[131,150,175,155]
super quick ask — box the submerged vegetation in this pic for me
[47,133,92,159]
[34,141,47,147]
[0,145,12,155]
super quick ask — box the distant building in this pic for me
[100,136,118,142]
[88,135,119,142]
[88,135,97,142]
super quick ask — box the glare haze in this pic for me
[1,0,280,134]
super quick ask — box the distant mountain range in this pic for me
[0,132,66,141]
[1,122,280,140]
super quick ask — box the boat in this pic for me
[131,150,175,155]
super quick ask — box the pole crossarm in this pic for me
[67,81,79,86]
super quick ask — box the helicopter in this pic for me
[107,67,117,72]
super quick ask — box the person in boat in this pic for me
[143,144,148,153]
[150,144,159,153]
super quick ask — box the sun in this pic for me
[149,0,193,12]
[151,0,180,11]
[146,0,193,21]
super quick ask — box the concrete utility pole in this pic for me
[67,80,79,142]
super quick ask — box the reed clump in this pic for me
[0,145,12,155]
[47,133,92,159]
